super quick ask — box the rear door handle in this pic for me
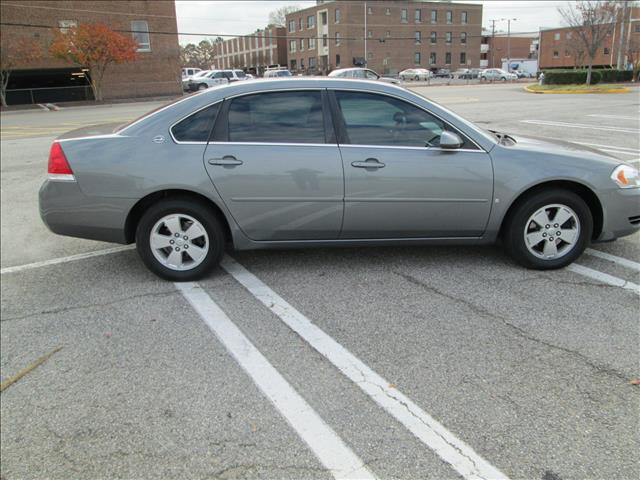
[351,158,385,169]
[208,156,243,166]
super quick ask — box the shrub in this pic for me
[543,70,601,85]
[594,69,633,82]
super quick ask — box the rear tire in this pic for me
[198,83,207,90]
[503,189,592,270]
[136,199,225,281]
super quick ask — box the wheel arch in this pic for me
[124,189,233,244]
[499,180,603,240]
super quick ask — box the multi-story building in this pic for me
[0,0,182,105]
[539,6,640,69]
[480,33,539,69]
[285,0,483,75]
[211,26,288,75]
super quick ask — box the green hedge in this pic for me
[542,70,601,84]
[594,69,633,82]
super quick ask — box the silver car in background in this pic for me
[399,69,433,81]
[40,78,640,281]
[329,68,401,85]
[480,68,518,82]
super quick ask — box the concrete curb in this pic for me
[523,85,630,94]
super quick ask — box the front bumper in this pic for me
[596,187,640,241]
[39,179,135,244]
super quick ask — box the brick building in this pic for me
[285,0,483,75]
[480,33,539,69]
[211,26,288,75]
[0,0,181,105]
[539,6,640,69]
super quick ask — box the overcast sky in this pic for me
[175,0,572,45]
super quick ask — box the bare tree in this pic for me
[558,1,618,84]
[268,5,300,27]
[627,35,640,81]
[564,32,586,69]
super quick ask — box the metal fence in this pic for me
[5,85,93,105]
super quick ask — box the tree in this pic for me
[564,32,586,69]
[49,23,138,101]
[558,1,618,84]
[627,35,640,81]
[268,5,301,27]
[179,39,216,69]
[0,34,43,107]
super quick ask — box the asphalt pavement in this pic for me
[1,82,639,480]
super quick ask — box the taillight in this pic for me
[48,142,75,179]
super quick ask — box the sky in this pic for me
[174,0,572,45]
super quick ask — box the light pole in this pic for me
[506,18,517,72]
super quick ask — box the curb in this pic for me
[523,85,630,94]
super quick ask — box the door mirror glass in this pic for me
[439,130,463,149]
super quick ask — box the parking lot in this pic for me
[1,82,639,480]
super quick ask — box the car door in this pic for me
[331,90,493,239]
[203,89,344,241]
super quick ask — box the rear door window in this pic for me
[227,91,325,144]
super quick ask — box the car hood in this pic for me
[56,122,124,140]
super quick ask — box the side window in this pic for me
[213,72,225,79]
[171,103,220,142]
[365,70,378,80]
[334,91,474,149]
[227,91,325,144]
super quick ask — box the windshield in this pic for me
[277,70,292,77]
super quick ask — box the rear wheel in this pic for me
[414,75,420,81]
[503,189,592,270]
[198,83,207,90]
[136,199,225,281]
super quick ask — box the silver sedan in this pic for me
[40,78,640,281]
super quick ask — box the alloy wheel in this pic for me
[523,204,580,260]
[150,214,209,271]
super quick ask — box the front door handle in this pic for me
[208,156,243,166]
[351,158,385,169]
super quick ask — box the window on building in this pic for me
[566,31,572,39]
[445,52,451,64]
[171,103,220,142]
[368,51,373,60]
[289,40,297,53]
[300,39,305,50]
[228,92,324,144]
[565,50,570,57]
[604,47,610,54]
[461,11,468,24]
[323,34,328,47]
[430,31,437,44]
[367,6,373,15]
[309,57,317,69]
[431,10,437,23]
[290,59,297,70]
[385,8,391,16]
[554,32,560,40]
[446,32,452,44]
[289,20,296,32]
[414,52,421,64]
[446,11,452,24]
[368,30,373,38]
[553,50,559,58]
[58,20,77,34]
[309,37,316,49]
[299,18,303,31]
[335,8,341,23]
[307,15,315,28]
[300,58,305,69]
[401,9,408,22]
[415,31,421,44]
[131,20,151,52]
[320,11,327,25]
[336,54,341,67]
[460,52,466,64]
[386,30,391,38]
[336,32,341,46]
[415,9,422,23]
[636,24,640,33]
[460,32,467,44]
[430,52,436,64]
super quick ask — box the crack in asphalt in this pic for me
[393,270,631,382]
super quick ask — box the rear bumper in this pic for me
[39,179,135,244]
[596,187,640,242]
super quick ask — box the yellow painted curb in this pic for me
[524,85,630,94]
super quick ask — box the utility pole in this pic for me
[616,0,629,70]
[490,19,497,68]
[364,1,367,67]
[507,18,517,71]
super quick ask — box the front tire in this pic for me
[198,83,207,90]
[136,199,225,281]
[503,189,592,270]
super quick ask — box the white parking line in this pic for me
[567,264,640,295]
[588,114,639,121]
[175,282,375,480]
[221,256,510,480]
[585,249,640,272]
[521,120,639,133]
[0,245,135,275]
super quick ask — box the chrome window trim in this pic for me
[169,100,224,144]
[338,144,485,153]
[209,141,334,148]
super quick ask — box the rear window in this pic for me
[171,103,220,142]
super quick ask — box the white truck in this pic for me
[501,59,538,78]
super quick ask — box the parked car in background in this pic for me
[329,68,400,85]
[182,70,210,91]
[514,70,534,79]
[219,70,249,83]
[451,69,472,79]
[181,67,202,78]
[480,69,518,82]
[264,69,292,78]
[187,70,228,91]
[433,69,452,78]
[39,78,640,281]
[399,68,432,81]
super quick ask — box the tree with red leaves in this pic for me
[50,23,138,101]
[0,33,43,107]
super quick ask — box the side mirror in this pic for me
[439,131,463,149]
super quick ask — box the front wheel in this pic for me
[198,83,207,90]
[136,199,225,281]
[414,75,420,81]
[503,189,593,270]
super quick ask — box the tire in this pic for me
[503,189,593,270]
[414,75,420,81]
[135,198,225,281]
[501,77,506,82]
[198,83,207,90]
